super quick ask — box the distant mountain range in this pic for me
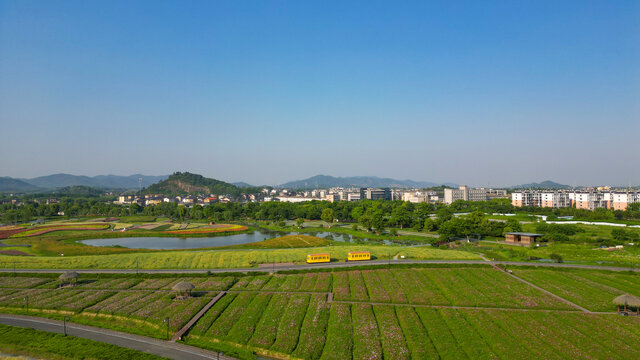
[511,180,570,189]
[0,174,168,193]
[278,175,456,189]
[232,182,256,188]
[0,177,40,192]
[0,172,583,194]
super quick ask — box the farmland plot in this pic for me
[514,268,640,311]
[336,268,572,309]
[84,290,212,335]
[0,288,114,313]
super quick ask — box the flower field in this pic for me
[0,288,114,312]
[162,224,248,235]
[10,224,110,238]
[512,268,640,312]
[83,290,213,335]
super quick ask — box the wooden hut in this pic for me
[172,281,195,299]
[59,271,79,287]
[613,294,640,315]
[505,232,544,245]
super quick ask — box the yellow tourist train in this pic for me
[306,253,331,264]
[347,251,371,261]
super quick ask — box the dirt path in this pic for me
[487,262,591,313]
[171,292,226,342]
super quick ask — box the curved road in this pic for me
[0,259,638,273]
[0,314,235,360]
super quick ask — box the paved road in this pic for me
[0,259,638,274]
[0,314,235,360]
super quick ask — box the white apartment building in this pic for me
[512,190,639,210]
[402,191,438,203]
[444,186,508,204]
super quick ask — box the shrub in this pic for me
[549,253,563,263]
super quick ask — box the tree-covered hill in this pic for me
[142,172,241,195]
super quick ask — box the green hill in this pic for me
[142,172,240,195]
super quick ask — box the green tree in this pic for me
[321,208,334,227]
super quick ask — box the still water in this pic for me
[79,230,378,250]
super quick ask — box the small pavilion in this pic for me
[172,281,195,300]
[59,271,79,287]
[613,294,640,316]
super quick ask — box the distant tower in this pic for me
[138,177,142,194]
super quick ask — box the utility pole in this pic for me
[63,316,70,336]
[24,296,28,313]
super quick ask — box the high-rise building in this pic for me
[360,188,391,200]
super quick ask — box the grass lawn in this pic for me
[0,323,168,360]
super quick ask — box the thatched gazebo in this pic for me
[59,271,79,287]
[613,294,640,315]
[172,281,195,300]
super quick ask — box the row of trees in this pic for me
[2,196,640,234]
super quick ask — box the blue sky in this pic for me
[1,1,638,186]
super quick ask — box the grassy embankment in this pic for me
[0,245,480,269]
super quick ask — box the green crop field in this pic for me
[183,266,640,359]
[331,268,573,309]
[1,266,639,359]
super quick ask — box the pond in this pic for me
[79,229,390,250]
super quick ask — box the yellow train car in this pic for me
[347,251,371,261]
[307,253,330,264]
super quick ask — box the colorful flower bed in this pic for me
[162,224,247,235]
[10,224,110,238]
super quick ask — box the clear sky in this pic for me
[1,1,638,187]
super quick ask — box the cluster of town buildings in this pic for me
[269,185,508,204]
[115,194,240,207]
[113,185,511,207]
[511,190,640,210]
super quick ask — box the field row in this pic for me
[0,289,115,312]
[332,268,574,309]
[0,276,236,291]
[189,292,640,360]
[230,273,332,293]
[84,291,213,333]
[0,286,215,337]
